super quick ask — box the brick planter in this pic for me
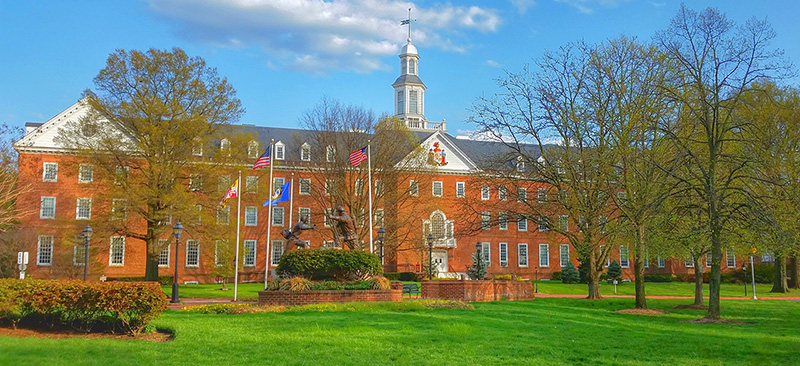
[421,280,535,302]
[259,282,403,306]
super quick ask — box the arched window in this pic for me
[431,212,445,239]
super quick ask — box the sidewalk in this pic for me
[534,293,800,300]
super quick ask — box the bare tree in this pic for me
[655,5,791,319]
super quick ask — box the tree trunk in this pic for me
[144,223,160,282]
[706,233,722,320]
[771,255,789,293]
[789,256,800,289]
[693,256,704,306]
[587,250,602,299]
[633,225,647,309]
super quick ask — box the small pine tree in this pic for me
[468,251,487,280]
[577,257,589,284]
[607,260,622,282]
[561,262,580,284]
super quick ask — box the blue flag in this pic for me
[263,180,291,206]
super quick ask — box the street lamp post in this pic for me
[427,233,434,280]
[82,225,92,281]
[171,221,184,304]
[377,227,385,265]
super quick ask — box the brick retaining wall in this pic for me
[259,282,403,306]
[421,280,535,302]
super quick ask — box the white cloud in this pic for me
[486,59,501,68]
[146,0,501,74]
[509,0,536,15]
[554,0,631,14]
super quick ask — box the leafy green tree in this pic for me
[607,260,622,282]
[561,262,580,284]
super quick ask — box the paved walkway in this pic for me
[535,293,800,300]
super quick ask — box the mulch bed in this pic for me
[673,304,709,310]
[0,326,173,342]
[614,308,669,315]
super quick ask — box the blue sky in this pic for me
[2,0,799,137]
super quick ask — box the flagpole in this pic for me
[233,170,241,302]
[289,172,294,229]
[264,139,274,290]
[367,141,374,253]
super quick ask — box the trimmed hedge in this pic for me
[276,249,382,280]
[644,274,673,283]
[0,279,167,335]
[106,275,174,286]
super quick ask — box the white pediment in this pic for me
[401,130,478,172]
[14,98,93,153]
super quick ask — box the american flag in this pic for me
[253,148,270,170]
[349,146,368,167]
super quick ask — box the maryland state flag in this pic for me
[220,179,239,208]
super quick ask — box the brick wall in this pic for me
[258,282,404,306]
[421,279,535,302]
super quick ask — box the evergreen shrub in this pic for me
[561,262,580,284]
[276,249,382,280]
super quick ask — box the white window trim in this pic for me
[73,245,86,266]
[40,196,56,219]
[726,250,736,268]
[248,141,260,159]
[271,240,284,266]
[559,215,569,232]
[158,240,170,268]
[246,176,258,194]
[657,256,665,268]
[37,235,53,266]
[299,178,311,195]
[245,206,258,226]
[432,181,443,197]
[518,243,529,268]
[272,206,285,226]
[456,182,465,198]
[560,244,570,268]
[274,141,285,160]
[498,212,508,230]
[186,240,200,268]
[109,236,125,267]
[499,242,508,267]
[300,143,311,162]
[78,164,93,183]
[539,244,550,268]
[481,211,491,230]
[75,197,92,220]
[620,245,630,268]
[481,242,491,264]
[42,162,58,182]
[409,180,419,196]
[537,188,547,203]
[517,187,527,202]
[243,240,257,267]
[215,240,227,267]
[517,214,527,232]
[481,185,490,200]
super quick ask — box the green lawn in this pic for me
[2,298,799,365]
[162,281,796,301]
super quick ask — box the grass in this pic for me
[2,297,799,365]
[162,281,797,301]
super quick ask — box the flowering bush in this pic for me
[0,279,167,335]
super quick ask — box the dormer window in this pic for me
[248,141,260,159]
[326,145,336,162]
[275,142,285,160]
[220,139,230,154]
[192,144,203,156]
[300,143,311,161]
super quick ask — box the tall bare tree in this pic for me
[55,48,247,281]
[655,5,791,319]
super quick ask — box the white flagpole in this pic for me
[367,141,374,253]
[289,172,294,229]
[233,170,241,302]
[264,139,275,290]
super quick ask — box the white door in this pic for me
[433,251,448,274]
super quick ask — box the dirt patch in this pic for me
[615,308,668,315]
[682,318,747,325]
[0,326,173,342]
[674,304,709,310]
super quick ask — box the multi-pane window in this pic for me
[109,236,125,266]
[76,198,92,220]
[273,177,285,190]
[644,250,650,269]
[481,242,491,264]
[243,240,257,267]
[481,212,491,230]
[275,142,285,160]
[192,144,203,156]
[456,182,465,198]
[432,181,443,197]
[539,244,550,267]
[217,206,230,225]
[272,207,285,226]
[685,257,694,268]
[43,162,58,182]
[409,90,418,114]
[246,176,258,193]
[220,139,231,152]
[325,179,334,195]
[598,216,608,232]
[499,243,508,267]
[158,239,170,267]
[517,214,527,231]
[299,207,311,224]
[40,196,56,219]
[705,252,712,268]
[409,180,419,196]
[299,178,311,195]
[112,199,127,220]
[271,240,284,266]
[245,206,258,226]
[657,256,666,268]
[538,215,549,232]
[215,240,227,266]
[481,185,490,200]
[301,143,311,161]
[78,164,93,183]
[73,245,86,266]
[324,209,333,227]
[560,244,570,268]
[37,235,53,265]
[114,165,129,185]
[355,179,364,196]
[248,141,260,159]
[620,245,630,268]
[762,253,775,263]
[517,187,527,202]
[218,175,231,192]
[326,145,336,162]
[537,188,547,203]
[558,215,569,232]
[196,204,203,226]
[374,209,384,227]
[518,243,529,267]
[498,186,507,201]
[397,90,404,115]
[726,250,736,268]
[186,240,200,267]
[498,212,508,230]
[375,180,384,196]
[189,175,203,191]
